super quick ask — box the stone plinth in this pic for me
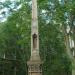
[27,60,42,75]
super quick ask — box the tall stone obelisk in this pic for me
[27,0,42,75]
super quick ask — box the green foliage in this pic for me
[0,0,74,75]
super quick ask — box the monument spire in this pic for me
[27,0,42,75]
[30,0,40,61]
[32,0,38,20]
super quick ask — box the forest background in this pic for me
[0,0,75,75]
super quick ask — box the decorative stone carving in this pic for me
[27,0,42,75]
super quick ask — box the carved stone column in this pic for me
[27,0,42,75]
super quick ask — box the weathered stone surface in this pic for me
[27,0,42,75]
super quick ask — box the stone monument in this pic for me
[27,0,42,75]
